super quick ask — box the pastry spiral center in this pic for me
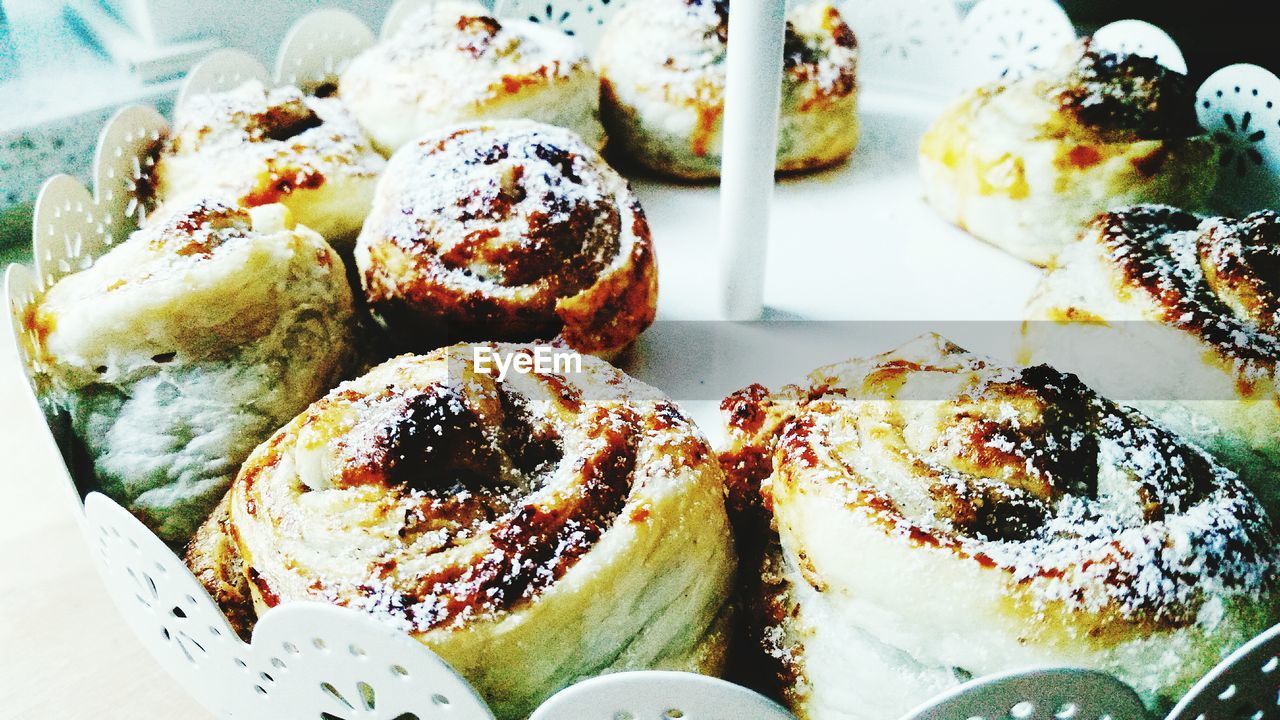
[814,359,1225,546]
[307,376,565,516]
[267,352,651,629]
[400,133,621,293]
[860,364,1099,541]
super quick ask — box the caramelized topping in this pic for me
[155,81,383,212]
[170,85,329,154]
[400,405,637,628]
[253,99,324,143]
[341,385,508,492]
[454,14,504,57]
[419,137,620,291]
[1050,39,1201,141]
[1199,211,1280,328]
[1099,206,1280,372]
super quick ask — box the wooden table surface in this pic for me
[0,327,212,719]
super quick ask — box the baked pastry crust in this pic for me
[596,0,859,180]
[186,492,255,639]
[355,120,657,357]
[721,334,1279,719]
[151,81,385,251]
[919,39,1218,266]
[1023,205,1280,516]
[34,202,356,544]
[339,1,604,155]
[188,345,735,719]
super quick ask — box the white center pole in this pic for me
[717,0,787,321]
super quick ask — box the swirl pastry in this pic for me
[339,1,604,155]
[596,0,859,180]
[186,344,736,719]
[355,120,657,357]
[32,201,355,543]
[1022,205,1280,515]
[151,81,386,251]
[919,39,1218,266]
[720,334,1278,719]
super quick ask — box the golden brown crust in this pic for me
[783,4,858,106]
[357,122,657,357]
[185,493,256,640]
[719,382,808,702]
[684,0,858,105]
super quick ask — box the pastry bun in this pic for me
[919,39,1218,266]
[355,120,657,357]
[597,0,859,180]
[720,334,1279,719]
[339,1,604,155]
[34,201,355,543]
[151,81,385,251]
[1022,205,1280,516]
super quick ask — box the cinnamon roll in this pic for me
[596,0,859,180]
[1022,205,1280,515]
[186,345,736,719]
[720,334,1279,719]
[355,120,657,357]
[32,201,355,543]
[151,81,386,251]
[339,1,604,155]
[919,39,1218,266]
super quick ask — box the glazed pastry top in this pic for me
[1048,41,1202,141]
[230,346,716,632]
[962,39,1203,145]
[721,334,1277,630]
[1093,206,1280,375]
[157,81,383,204]
[34,201,350,385]
[356,120,656,353]
[367,124,630,297]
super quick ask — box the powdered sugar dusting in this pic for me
[1098,206,1280,385]
[356,120,655,354]
[733,334,1278,630]
[161,81,384,194]
[359,2,587,107]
